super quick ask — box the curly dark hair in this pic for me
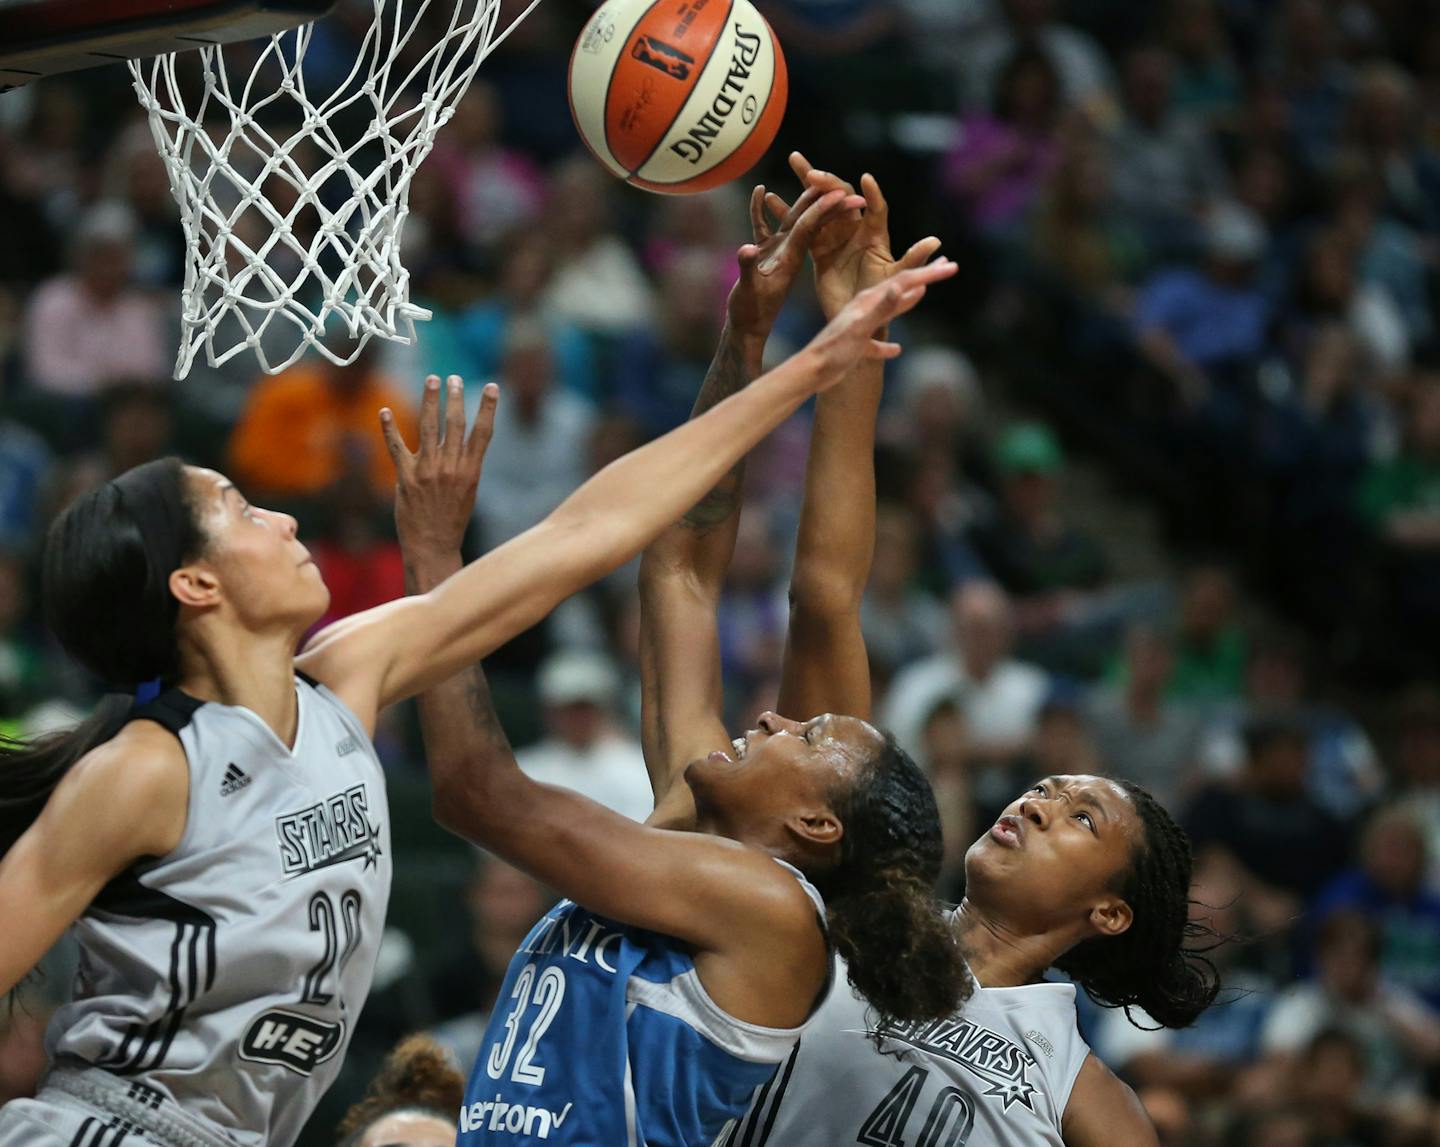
[1053,779,1221,1029]
[336,1035,465,1145]
[813,732,971,1031]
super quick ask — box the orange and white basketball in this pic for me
[567,0,787,194]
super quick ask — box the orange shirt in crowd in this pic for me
[227,362,419,499]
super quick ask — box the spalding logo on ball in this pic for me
[568,0,788,194]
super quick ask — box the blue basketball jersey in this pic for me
[457,861,826,1146]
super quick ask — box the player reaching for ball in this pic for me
[671,156,1220,1147]
[395,189,967,1147]
[0,211,950,1147]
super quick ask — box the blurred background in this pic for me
[8,0,1440,1142]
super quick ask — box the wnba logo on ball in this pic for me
[630,35,695,80]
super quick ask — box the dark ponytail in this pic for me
[816,733,970,1030]
[1054,780,1221,1029]
[0,458,204,856]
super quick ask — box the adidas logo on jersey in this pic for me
[335,735,360,757]
[220,763,252,796]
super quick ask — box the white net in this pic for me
[130,0,541,379]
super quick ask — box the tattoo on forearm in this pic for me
[461,666,512,752]
[680,327,755,532]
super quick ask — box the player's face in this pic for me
[184,467,330,630]
[964,775,1139,937]
[685,712,882,835]
[358,1111,455,1147]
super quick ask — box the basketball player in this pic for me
[395,187,969,1147]
[642,155,1221,1147]
[0,207,954,1147]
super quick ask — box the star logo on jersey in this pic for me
[872,1016,1040,1111]
[275,783,384,878]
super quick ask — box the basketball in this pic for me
[567,0,787,195]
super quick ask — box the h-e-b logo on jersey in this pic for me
[275,783,383,878]
[630,35,694,80]
[240,1008,345,1076]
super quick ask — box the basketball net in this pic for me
[131,0,542,379]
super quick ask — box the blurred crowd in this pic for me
[7,0,1440,1143]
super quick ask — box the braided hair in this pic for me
[1053,780,1220,1028]
[814,732,971,1031]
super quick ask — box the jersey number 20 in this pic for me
[486,963,567,1085]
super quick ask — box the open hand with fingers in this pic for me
[726,184,865,340]
[802,258,958,386]
[380,374,499,558]
[771,152,943,319]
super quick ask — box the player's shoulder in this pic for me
[53,718,190,856]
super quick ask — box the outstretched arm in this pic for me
[391,385,825,1020]
[777,155,942,723]
[639,185,861,827]
[296,255,956,731]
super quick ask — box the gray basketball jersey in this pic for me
[45,674,392,1147]
[726,957,1092,1147]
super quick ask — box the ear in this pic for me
[170,563,221,609]
[784,807,843,851]
[1089,896,1133,940]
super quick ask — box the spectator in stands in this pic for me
[1107,45,1228,253]
[540,156,655,336]
[1391,686,1440,890]
[1330,159,1432,352]
[456,234,598,404]
[430,82,545,258]
[1310,805,1440,1011]
[1280,227,1409,379]
[308,466,406,634]
[1291,1029,1396,1147]
[226,347,418,506]
[471,316,596,549]
[1167,562,1248,701]
[21,201,166,404]
[1268,0,1353,175]
[715,502,789,717]
[882,580,1049,772]
[1165,0,1242,125]
[969,422,1111,649]
[1196,629,1383,821]
[860,502,951,681]
[0,418,49,554]
[100,122,182,291]
[1184,715,1351,927]
[1357,380,1440,644]
[960,0,1114,114]
[944,44,1067,236]
[1086,623,1204,812]
[51,381,173,511]
[515,649,653,822]
[880,345,993,514]
[614,250,728,435]
[1261,911,1440,1102]
[429,854,550,1068]
[1029,136,1147,321]
[1342,62,1440,235]
[1133,201,1271,404]
[0,551,49,727]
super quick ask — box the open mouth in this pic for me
[990,816,1022,847]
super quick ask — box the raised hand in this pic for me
[773,152,943,320]
[726,184,865,339]
[803,258,958,387]
[380,374,499,558]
